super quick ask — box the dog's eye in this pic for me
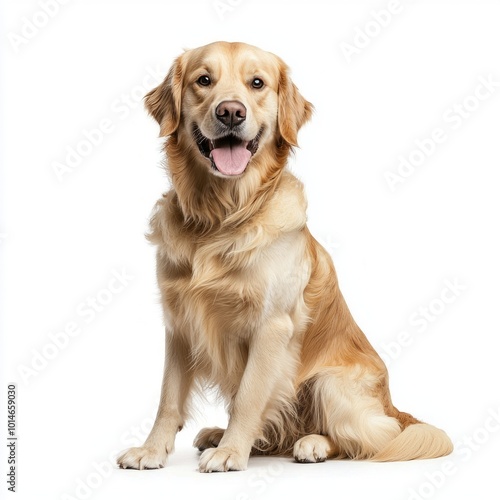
[197,75,211,86]
[251,78,264,89]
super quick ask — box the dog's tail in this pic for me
[371,423,453,462]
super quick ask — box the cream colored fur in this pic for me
[117,42,452,472]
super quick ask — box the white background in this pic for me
[1,1,500,499]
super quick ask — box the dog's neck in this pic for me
[165,136,291,232]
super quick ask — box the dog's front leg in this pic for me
[199,315,294,472]
[117,333,193,469]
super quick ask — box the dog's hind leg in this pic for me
[305,367,401,460]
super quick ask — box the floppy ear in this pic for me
[144,55,184,136]
[277,61,313,147]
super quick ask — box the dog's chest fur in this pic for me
[148,174,311,372]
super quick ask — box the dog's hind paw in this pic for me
[193,427,225,452]
[293,434,333,463]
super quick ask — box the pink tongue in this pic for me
[211,143,251,176]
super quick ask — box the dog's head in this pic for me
[145,41,313,178]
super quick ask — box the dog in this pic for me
[117,41,453,472]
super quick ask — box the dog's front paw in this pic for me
[199,446,248,472]
[193,427,225,452]
[117,446,168,470]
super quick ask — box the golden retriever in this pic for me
[117,41,452,472]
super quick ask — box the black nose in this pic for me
[215,100,246,128]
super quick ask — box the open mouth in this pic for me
[194,126,262,176]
